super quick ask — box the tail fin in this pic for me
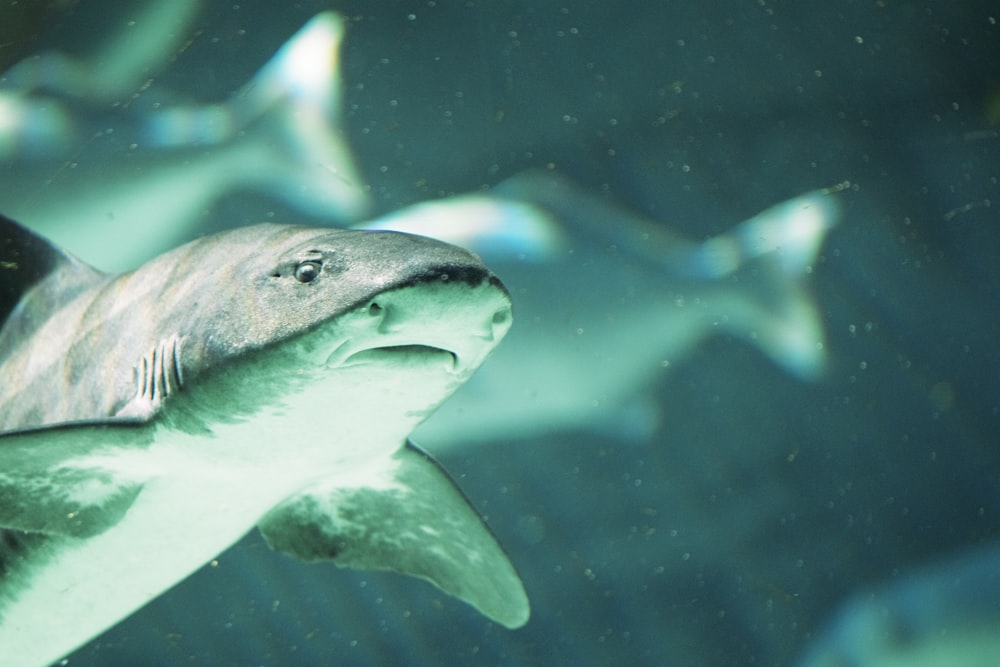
[695,185,846,380]
[143,12,371,220]
[0,0,202,101]
[682,185,846,280]
[3,13,371,271]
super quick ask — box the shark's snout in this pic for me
[328,280,512,375]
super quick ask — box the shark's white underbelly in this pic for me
[0,456,301,667]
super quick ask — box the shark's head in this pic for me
[108,224,512,448]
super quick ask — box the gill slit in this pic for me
[171,337,183,390]
[135,335,184,403]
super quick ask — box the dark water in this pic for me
[1,1,998,665]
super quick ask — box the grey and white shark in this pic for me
[0,10,370,271]
[0,214,527,666]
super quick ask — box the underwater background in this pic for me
[1,1,998,665]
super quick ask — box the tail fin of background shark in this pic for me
[1,12,370,271]
[677,186,844,281]
[0,0,202,101]
[677,186,844,380]
[143,11,369,220]
[258,440,530,629]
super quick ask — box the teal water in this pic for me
[1,1,997,665]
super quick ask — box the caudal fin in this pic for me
[681,185,845,280]
[143,12,371,221]
[693,185,846,380]
[0,0,202,101]
[2,13,371,272]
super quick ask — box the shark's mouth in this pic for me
[341,344,458,370]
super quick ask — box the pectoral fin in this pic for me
[258,440,530,629]
[0,420,150,538]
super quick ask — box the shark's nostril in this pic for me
[493,307,511,326]
[484,305,513,342]
[368,300,397,334]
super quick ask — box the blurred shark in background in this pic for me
[0,8,370,271]
[795,543,1000,667]
[361,171,844,448]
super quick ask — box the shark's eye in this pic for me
[294,261,322,283]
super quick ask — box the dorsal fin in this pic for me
[0,213,106,341]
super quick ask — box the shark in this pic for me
[795,543,1000,667]
[0,214,528,667]
[0,10,370,271]
[360,171,846,447]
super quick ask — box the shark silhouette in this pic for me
[0,214,528,667]
[361,171,845,447]
[0,11,370,271]
[796,543,1000,667]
